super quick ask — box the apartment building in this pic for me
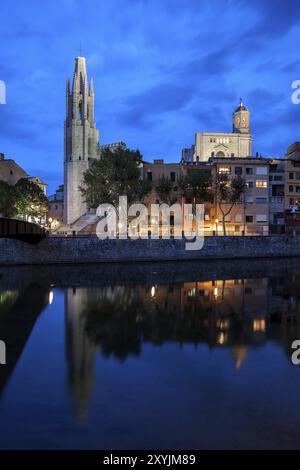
[269,159,285,233]
[211,157,269,236]
[142,156,270,236]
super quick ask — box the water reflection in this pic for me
[62,276,300,416]
[2,265,300,447]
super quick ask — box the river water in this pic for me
[0,259,300,449]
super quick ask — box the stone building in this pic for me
[193,100,252,162]
[0,152,28,185]
[0,153,46,193]
[64,57,100,225]
[48,184,64,228]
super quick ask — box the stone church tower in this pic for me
[64,57,100,225]
[232,98,250,134]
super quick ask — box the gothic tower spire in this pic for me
[64,57,100,225]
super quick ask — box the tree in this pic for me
[80,145,151,209]
[0,181,17,218]
[155,175,176,205]
[178,170,213,211]
[14,178,48,221]
[215,173,246,235]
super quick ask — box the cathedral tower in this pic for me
[64,57,100,225]
[232,98,250,134]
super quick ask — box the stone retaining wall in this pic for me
[1,235,300,265]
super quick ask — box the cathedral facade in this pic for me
[193,100,252,162]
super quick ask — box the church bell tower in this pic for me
[232,98,250,134]
[64,57,100,225]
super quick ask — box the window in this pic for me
[235,167,242,175]
[256,214,267,222]
[205,210,211,221]
[231,153,235,157]
[289,185,294,192]
[246,181,254,188]
[274,175,282,181]
[235,214,242,222]
[256,180,268,188]
[246,168,253,175]
[290,198,294,205]
[296,186,300,193]
[296,173,300,180]
[245,196,253,203]
[246,215,253,223]
[170,171,176,182]
[147,171,152,181]
[211,152,215,157]
[289,172,294,180]
[269,175,273,181]
[256,197,268,204]
[256,166,268,175]
[218,167,231,174]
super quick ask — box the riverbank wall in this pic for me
[1,235,300,266]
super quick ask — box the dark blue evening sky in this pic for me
[1,0,300,194]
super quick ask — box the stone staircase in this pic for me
[54,212,101,235]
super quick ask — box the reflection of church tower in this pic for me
[231,345,247,369]
[232,98,250,134]
[65,287,97,421]
[64,57,100,224]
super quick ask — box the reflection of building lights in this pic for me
[187,287,196,297]
[151,286,156,297]
[217,319,229,330]
[217,332,226,345]
[118,222,123,229]
[49,291,54,305]
[253,318,266,332]
[214,287,218,298]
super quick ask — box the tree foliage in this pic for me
[0,181,17,218]
[0,178,48,221]
[215,173,246,235]
[178,171,213,208]
[155,175,176,205]
[80,145,151,208]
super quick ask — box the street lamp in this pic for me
[215,218,219,236]
[48,217,53,234]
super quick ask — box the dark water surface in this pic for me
[0,259,300,449]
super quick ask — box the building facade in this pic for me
[193,100,252,162]
[64,57,100,225]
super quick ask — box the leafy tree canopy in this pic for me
[80,145,151,208]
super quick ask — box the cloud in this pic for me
[118,82,195,129]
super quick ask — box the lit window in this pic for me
[256,180,267,188]
[253,319,266,332]
[218,167,231,174]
